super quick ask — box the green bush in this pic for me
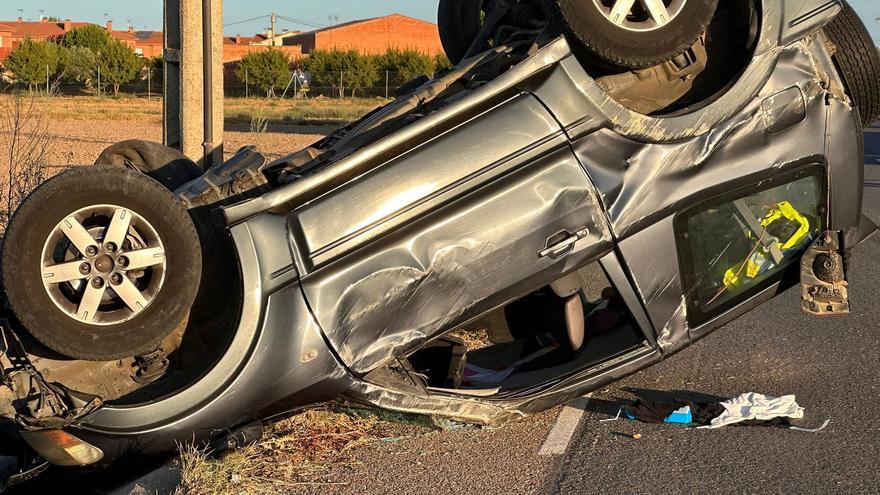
[302,49,381,97]
[379,49,435,89]
[58,45,97,86]
[301,49,348,97]
[434,53,453,73]
[98,39,143,96]
[62,25,111,52]
[341,50,380,97]
[235,50,291,98]
[3,38,59,91]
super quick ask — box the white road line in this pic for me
[539,394,591,456]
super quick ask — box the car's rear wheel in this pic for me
[438,0,489,64]
[540,0,719,69]
[823,1,880,128]
[1,166,202,361]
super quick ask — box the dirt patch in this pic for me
[174,407,436,495]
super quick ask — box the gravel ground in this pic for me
[300,409,562,495]
[1,119,330,171]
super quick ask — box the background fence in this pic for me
[1,70,417,101]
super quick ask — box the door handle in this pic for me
[539,229,590,260]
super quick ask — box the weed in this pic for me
[0,94,49,233]
[174,406,434,494]
[249,112,269,134]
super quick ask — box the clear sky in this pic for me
[0,1,438,34]
[1,0,878,43]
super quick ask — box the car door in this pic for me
[572,53,858,351]
[287,93,614,374]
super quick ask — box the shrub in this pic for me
[62,25,111,52]
[97,39,143,96]
[58,45,98,87]
[302,49,380,97]
[434,53,453,73]
[301,49,348,97]
[3,38,59,91]
[235,50,291,98]
[341,50,380,97]
[379,49,435,89]
[0,95,49,233]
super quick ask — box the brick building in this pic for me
[0,13,443,62]
[281,14,443,56]
[0,18,91,50]
[0,23,12,59]
[223,35,301,63]
[109,22,164,58]
[0,18,163,59]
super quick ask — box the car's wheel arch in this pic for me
[540,0,841,143]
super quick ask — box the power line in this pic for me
[275,14,326,29]
[224,13,325,30]
[223,15,271,28]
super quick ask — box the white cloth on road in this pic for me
[700,392,804,429]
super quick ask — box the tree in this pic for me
[97,39,142,96]
[62,24,111,52]
[57,45,98,88]
[235,50,291,98]
[301,49,380,97]
[379,49,435,89]
[434,53,453,73]
[301,49,348,97]
[341,50,380,97]
[3,37,59,91]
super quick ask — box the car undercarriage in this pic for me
[1,0,879,485]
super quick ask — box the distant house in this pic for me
[281,14,443,56]
[223,35,302,63]
[0,18,91,50]
[0,13,444,63]
[109,22,164,58]
[0,23,13,59]
[0,18,163,59]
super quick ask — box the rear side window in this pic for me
[675,167,826,326]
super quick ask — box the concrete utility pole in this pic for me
[163,0,224,170]
[270,13,278,46]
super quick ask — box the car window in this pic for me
[676,168,825,326]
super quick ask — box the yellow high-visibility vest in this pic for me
[723,201,810,289]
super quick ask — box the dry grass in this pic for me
[448,327,494,351]
[9,94,386,126]
[225,97,386,125]
[174,407,435,495]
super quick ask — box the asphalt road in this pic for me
[540,132,880,495]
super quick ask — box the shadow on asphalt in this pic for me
[582,388,729,418]
[6,455,173,495]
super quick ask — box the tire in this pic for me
[95,140,203,192]
[438,0,488,64]
[540,0,718,70]
[823,1,880,128]
[1,166,202,361]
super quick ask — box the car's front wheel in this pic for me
[540,0,719,69]
[1,166,202,361]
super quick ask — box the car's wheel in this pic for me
[823,1,880,128]
[438,0,489,64]
[95,140,203,192]
[1,166,202,361]
[540,0,718,70]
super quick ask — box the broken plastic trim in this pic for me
[0,320,103,431]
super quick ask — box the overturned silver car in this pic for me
[1,0,878,482]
